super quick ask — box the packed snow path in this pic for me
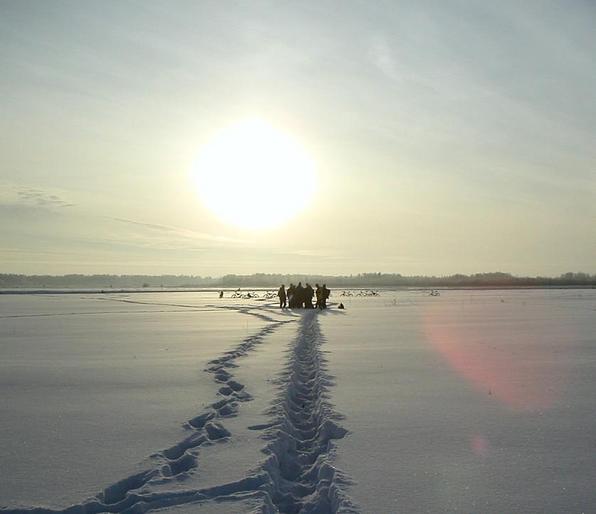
[257,311,356,513]
[1,306,355,514]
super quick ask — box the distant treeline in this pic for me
[220,272,596,288]
[0,274,218,289]
[1,272,595,289]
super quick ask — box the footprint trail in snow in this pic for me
[1,306,356,514]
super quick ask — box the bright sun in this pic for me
[192,118,317,230]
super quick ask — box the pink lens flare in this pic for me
[471,434,490,457]
[422,299,570,412]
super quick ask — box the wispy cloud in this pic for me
[276,248,344,260]
[109,217,250,245]
[1,185,75,209]
[369,35,399,81]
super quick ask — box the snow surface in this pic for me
[320,288,596,513]
[1,289,595,513]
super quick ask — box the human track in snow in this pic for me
[1,309,356,514]
[1,307,290,514]
[257,311,356,514]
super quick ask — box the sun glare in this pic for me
[192,119,317,230]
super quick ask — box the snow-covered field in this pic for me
[1,289,595,513]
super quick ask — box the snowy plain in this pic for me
[0,289,595,513]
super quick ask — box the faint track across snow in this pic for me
[0,303,294,514]
[0,306,356,514]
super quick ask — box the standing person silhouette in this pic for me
[315,284,322,309]
[278,284,287,308]
[295,282,305,308]
[322,284,330,309]
[287,283,295,308]
[304,283,314,308]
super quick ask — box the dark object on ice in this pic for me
[321,284,330,309]
[341,289,380,297]
[219,290,224,298]
[315,283,322,309]
[278,284,287,308]
[295,282,305,308]
[304,283,314,308]
[287,283,295,307]
[338,302,345,309]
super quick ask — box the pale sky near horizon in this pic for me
[1,0,595,276]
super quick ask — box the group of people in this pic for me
[277,282,330,309]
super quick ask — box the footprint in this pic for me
[217,402,238,417]
[227,380,244,392]
[205,422,231,440]
[162,453,197,477]
[187,411,215,430]
[98,469,156,505]
[214,370,232,382]
[163,434,207,460]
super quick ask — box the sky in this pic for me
[1,0,595,276]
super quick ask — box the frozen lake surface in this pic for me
[0,289,595,513]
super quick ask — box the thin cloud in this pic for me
[14,187,75,208]
[255,248,348,262]
[109,217,250,245]
[369,35,399,81]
